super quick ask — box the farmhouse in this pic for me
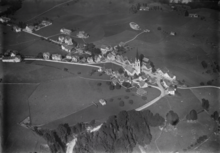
[41,20,52,26]
[60,28,72,35]
[58,36,65,43]
[77,31,89,38]
[64,36,73,45]
[51,54,62,61]
[13,26,21,32]
[2,55,21,63]
[0,16,10,23]
[87,57,94,63]
[129,22,141,30]
[99,99,106,106]
[167,86,176,95]
[25,25,34,33]
[65,54,72,60]
[189,13,199,18]
[43,52,50,60]
[100,45,112,55]
[139,6,150,11]
[61,44,75,52]
[107,52,116,61]
[170,32,176,36]
[71,56,78,62]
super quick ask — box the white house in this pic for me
[43,52,50,60]
[139,6,150,11]
[107,52,116,61]
[77,31,89,38]
[100,45,112,55]
[189,13,199,18]
[64,36,73,45]
[58,36,65,43]
[2,56,21,63]
[13,26,21,32]
[87,57,94,63]
[65,54,72,60]
[0,16,10,23]
[61,44,74,52]
[170,32,176,36]
[25,25,34,33]
[60,28,72,35]
[41,20,52,26]
[71,56,78,62]
[51,54,62,61]
[130,22,141,30]
[99,99,106,106]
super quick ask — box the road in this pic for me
[178,86,220,90]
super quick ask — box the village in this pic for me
[0,11,179,103]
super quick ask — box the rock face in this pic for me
[74,110,165,153]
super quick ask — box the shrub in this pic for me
[97,83,102,86]
[124,96,129,99]
[109,98,114,102]
[109,85,115,90]
[142,96,147,100]
[126,89,130,92]
[157,27,161,30]
[115,83,121,89]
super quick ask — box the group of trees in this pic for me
[74,109,165,153]
[84,43,101,57]
[201,98,209,111]
[0,0,22,16]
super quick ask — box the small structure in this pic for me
[65,54,72,60]
[24,25,34,33]
[170,32,176,36]
[71,56,78,62]
[61,44,75,52]
[94,55,101,63]
[13,26,21,32]
[77,31,89,39]
[0,16,10,23]
[41,20,52,26]
[2,56,21,63]
[87,57,94,63]
[139,6,150,11]
[43,52,50,60]
[189,13,199,18]
[107,52,116,61]
[99,99,106,106]
[58,36,65,43]
[129,22,141,30]
[100,45,112,55]
[51,54,62,61]
[60,28,72,35]
[64,36,73,45]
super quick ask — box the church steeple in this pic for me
[136,50,139,61]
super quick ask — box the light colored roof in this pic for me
[124,65,135,74]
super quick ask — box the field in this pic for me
[1,0,220,152]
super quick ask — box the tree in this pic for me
[119,101,124,107]
[115,83,121,89]
[202,98,209,111]
[129,100,133,105]
[201,61,208,69]
[166,110,179,126]
[18,21,26,29]
[157,27,162,30]
[109,85,115,90]
[211,111,219,121]
[185,10,189,16]
[186,109,198,121]
[118,67,124,74]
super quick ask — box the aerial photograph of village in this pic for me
[0,0,219,153]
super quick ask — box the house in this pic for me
[64,36,73,45]
[51,54,62,61]
[107,52,116,61]
[2,55,21,63]
[170,32,176,36]
[105,69,112,75]
[77,31,89,38]
[85,51,92,55]
[139,6,150,11]
[58,36,65,43]
[41,20,52,26]
[13,26,21,32]
[80,57,87,63]
[87,57,94,63]
[100,45,112,55]
[167,86,176,95]
[99,99,106,106]
[124,65,135,76]
[129,22,141,30]
[61,44,75,52]
[71,56,78,62]
[43,52,50,60]
[24,25,34,33]
[116,55,124,63]
[94,55,101,63]
[60,28,72,35]
[111,77,119,86]
[65,54,72,60]
[0,16,10,23]
[189,13,199,18]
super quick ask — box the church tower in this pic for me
[135,50,141,75]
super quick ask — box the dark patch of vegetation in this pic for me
[77,72,81,75]
[200,82,204,86]
[124,96,129,99]
[125,89,130,92]
[166,110,179,126]
[115,83,121,89]
[97,82,102,86]
[122,82,132,89]
[157,27,162,30]
[109,98,114,102]
[109,85,115,90]
[186,109,198,121]
[211,111,219,121]
[84,43,101,57]
[118,67,124,74]
[201,98,209,111]
[184,10,189,16]
[201,61,208,69]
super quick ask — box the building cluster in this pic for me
[76,31,89,39]
[33,20,52,31]
[2,50,22,63]
[139,6,150,11]
[0,16,10,23]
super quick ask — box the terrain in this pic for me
[0,0,219,153]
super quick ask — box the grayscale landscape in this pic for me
[0,0,219,153]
